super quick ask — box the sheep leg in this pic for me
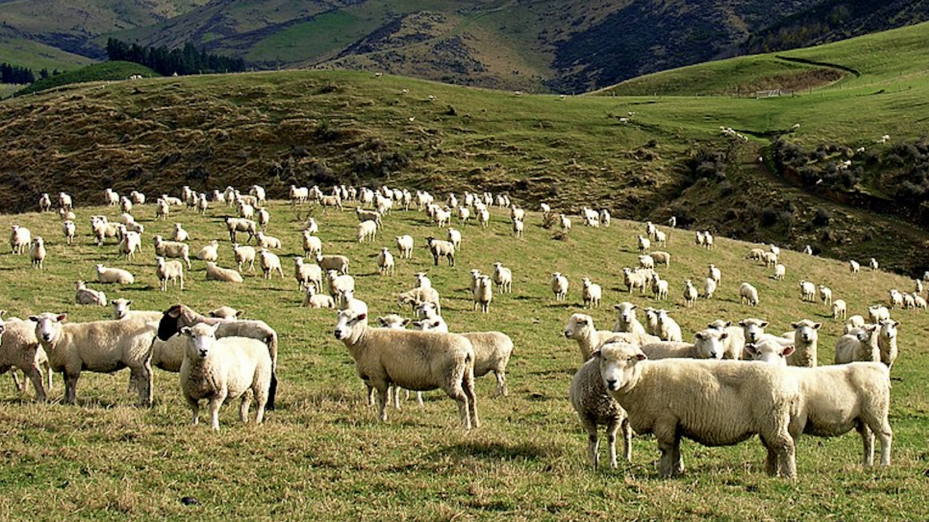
[210,391,228,431]
[874,420,893,467]
[365,382,376,407]
[584,426,600,470]
[605,418,620,469]
[239,390,253,423]
[415,391,424,407]
[133,361,153,407]
[63,372,79,404]
[186,395,201,426]
[10,371,24,392]
[375,386,389,421]
[656,436,678,477]
[621,418,632,463]
[463,366,479,429]
[856,422,875,467]
[23,365,47,403]
[493,370,507,398]
[767,432,797,479]
[44,362,53,392]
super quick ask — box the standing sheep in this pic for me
[551,273,569,301]
[581,277,602,308]
[376,248,396,276]
[10,225,31,255]
[153,236,191,269]
[740,282,759,306]
[179,323,272,431]
[156,256,184,291]
[29,237,46,269]
[570,356,631,470]
[473,275,493,313]
[258,249,285,279]
[819,285,833,307]
[833,299,847,320]
[683,280,698,308]
[396,235,414,259]
[491,262,512,294]
[62,220,76,245]
[425,237,456,267]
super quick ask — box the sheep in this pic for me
[745,342,892,466]
[915,294,927,311]
[96,264,134,284]
[62,220,76,245]
[171,223,190,243]
[835,326,880,364]
[237,201,255,220]
[129,190,145,205]
[642,307,660,336]
[425,236,456,267]
[30,313,157,406]
[232,244,256,273]
[564,313,623,362]
[599,209,611,227]
[0,318,52,401]
[877,319,899,370]
[91,217,121,246]
[650,251,670,268]
[156,304,279,409]
[845,315,866,333]
[74,281,107,306]
[395,235,414,259]
[10,225,31,255]
[155,198,169,221]
[258,249,284,279]
[702,277,717,300]
[225,217,257,243]
[683,280,698,308]
[570,356,631,469]
[472,275,493,313]
[153,236,191,269]
[397,286,441,316]
[656,309,682,342]
[740,282,759,306]
[832,299,848,321]
[58,192,73,211]
[197,241,220,262]
[491,262,512,294]
[581,277,602,308]
[316,253,350,275]
[888,289,904,309]
[598,341,798,478]
[377,314,410,329]
[773,264,786,281]
[849,260,860,273]
[649,274,668,301]
[104,188,119,206]
[156,256,184,291]
[706,320,747,360]
[622,267,651,294]
[551,272,569,301]
[333,304,478,428]
[39,193,52,212]
[59,208,75,221]
[121,198,135,215]
[356,220,378,243]
[786,320,821,367]
[803,245,813,255]
[327,269,356,305]
[29,237,46,269]
[819,285,833,307]
[638,255,655,270]
[478,209,490,229]
[303,282,336,308]
[637,235,651,253]
[415,272,432,290]
[868,305,890,324]
[179,323,272,431]
[303,217,319,235]
[446,228,463,250]
[377,248,395,276]
[696,231,708,248]
[110,299,162,322]
[254,231,282,250]
[639,328,729,360]
[293,257,323,290]
[762,251,778,268]
[869,258,879,270]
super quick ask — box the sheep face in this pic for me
[739,319,769,343]
[564,314,593,339]
[181,323,221,359]
[30,312,67,344]
[791,320,821,343]
[693,329,728,359]
[879,320,899,341]
[112,298,132,319]
[335,308,368,342]
[614,303,636,324]
[745,341,795,365]
[597,341,646,392]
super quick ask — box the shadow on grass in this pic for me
[426,439,556,463]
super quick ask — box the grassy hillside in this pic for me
[0,196,925,521]
[13,62,159,96]
[0,32,95,73]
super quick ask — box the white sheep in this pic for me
[96,264,134,284]
[396,235,414,259]
[835,326,880,364]
[255,231,282,250]
[333,304,478,429]
[819,285,833,307]
[130,190,146,205]
[740,282,759,306]
[447,228,462,250]
[773,264,786,281]
[197,241,219,262]
[397,287,441,315]
[650,274,669,301]
[762,251,778,268]
[473,275,493,313]
[491,262,512,294]
[74,281,107,306]
[622,267,651,294]
[599,209,611,227]
[845,315,866,333]
[832,299,847,320]
[62,220,76,245]
[702,277,717,300]
[258,249,284,279]
[597,341,798,478]
[564,313,618,362]
[551,272,569,301]
[706,320,747,360]
[171,223,189,243]
[0,318,53,401]
[10,225,31,255]
[560,214,572,233]
[39,193,52,212]
[512,218,524,238]
[877,319,899,370]
[638,255,655,270]
[31,313,157,405]
[377,248,395,276]
[356,220,378,243]
[581,277,602,308]
[570,356,631,470]
[478,209,490,229]
[869,258,879,270]
[155,198,169,221]
[153,236,191,269]
[888,289,904,309]
[117,231,142,260]
[637,235,651,253]
[640,328,729,360]
[683,280,698,308]
[292,257,323,291]
[849,260,860,273]
[786,320,821,367]
[426,236,456,266]
[29,237,46,269]
[327,269,356,305]
[225,217,257,243]
[156,256,184,291]
[179,323,273,431]
[58,192,73,211]
[656,309,682,342]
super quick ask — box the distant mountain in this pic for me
[2,0,929,92]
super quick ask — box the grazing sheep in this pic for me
[96,264,134,284]
[819,285,833,307]
[581,277,602,308]
[706,320,747,360]
[763,251,778,268]
[773,264,786,281]
[425,236,456,267]
[153,236,191,269]
[179,323,272,431]
[551,272,569,301]
[31,313,157,406]
[156,256,184,291]
[888,289,904,309]
[740,282,759,306]
[702,277,717,300]
[849,260,860,273]
[29,237,46,269]
[747,248,765,261]
[833,299,848,321]
[458,331,513,398]
[640,328,729,360]
[130,190,146,205]
[198,241,220,262]
[708,264,721,284]
[258,249,284,279]
[254,231,282,250]
[656,309,682,342]
[683,280,698,308]
[225,217,257,243]
[560,214,572,233]
[597,341,798,478]
[74,281,107,306]
[845,315,866,334]
[377,248,395,276]
[59,208,75,222]
[0,318,52,401]
[650,251,670,268]
[333,304,478,429]
[570,356,631,470]
[473,275,493,313]
[10,225,31,255]
[491,262,512,294]
[396,235,414,259]
[316,253,350,275]
[62,220,76,245]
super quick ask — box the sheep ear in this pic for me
[28,315,38,322]
[790,322,799,329]
[782,345,796,357]
[613,304,622,310]
[357,313,367,322]
[591,350,601,359]
[377,317,387,326]
[744,344,758,356]
[738,320,747,327]
[56,314,67,322]
[720,332,729,340]
[0,324,5,334]
[166,305,182,319]
[635,353,647,361]
[180,326,192,336]
[126,300,133,306]
[0,310,5,318]
[813,323,822,329]
[893,321,900,328]
[760,321,769,328]
[402,319,411,326]
[695,332,704,340]
[236,310,245,318]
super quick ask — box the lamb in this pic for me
[31,313,157,405]
[491,262,512,294]
[702,277,717,300]
[171,223,190,243]
[197,241,219,262]
[845,315,866,333]
[316,253,350,275]
[232,244,256,273]
[0,318,53,401]
[96,264,134,284]
[683,280,698,308]
[39,193,52,212]
[74,281,107,306]
[356,220,378,243]
[581,277,602,308]
[10,225,31,255]
[425,236,456,266]
[639,328,729,360]
[153,236,191,269]
[650,273,669,301]
[637,235,651,253]
[303,283,336,308]
[512,218,524,238]
[643,307,660,337]
[868,305,890,324]
[597,341,799,478]
[29,237,46,269]
[740,282,759,306]
[706,320,747,360]
[551,272,569,301]
[849,260,860,273]
[62,220,76,245]
[376,248,395,276]
[397,287,441,315]
[258,249,284,279]
[877,319,899,370]
[156,256,184,291]
[254,231,282,250]
[156,304,279,409]
[225,217,257,243]
[473,275,493,313]
[656,309,682,342]
[650,251,670,268]
[333,304,478,429]
[833,299,848,320]
[819,285,833,307]
[773,264,786,281]
[799,280,815,302]
[396,235,414,260]
[570,355,631,469]
[179,323,272,431]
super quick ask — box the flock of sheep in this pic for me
[0,182,910,479]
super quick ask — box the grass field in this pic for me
[0,194,926,521]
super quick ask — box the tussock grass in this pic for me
[0,195,926,520]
